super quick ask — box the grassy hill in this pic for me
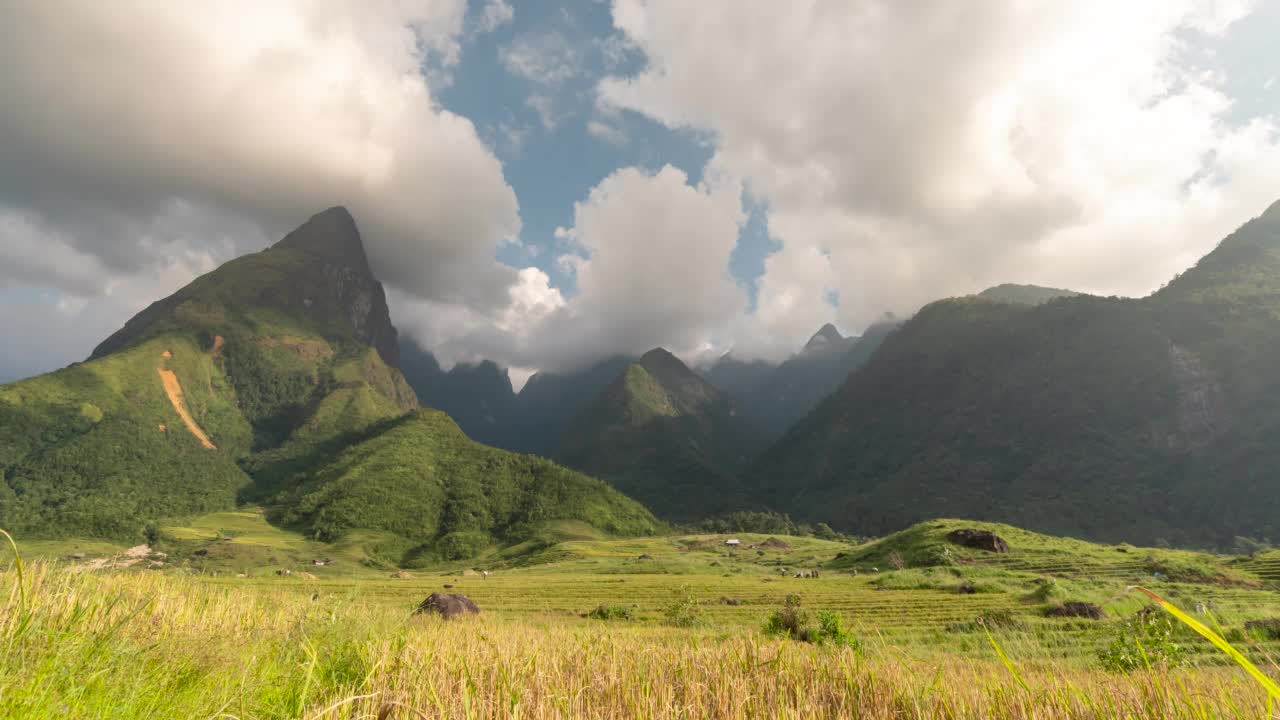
[753,199,1280,547]
[556,348,764,520]
[0,208,660,553]
[275,409,659,563]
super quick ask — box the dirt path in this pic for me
[157,352,216,449]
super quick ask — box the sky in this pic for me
[1,1,1278,387]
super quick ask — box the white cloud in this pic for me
[600,0,1280,358]
[405,164,748,370]
[476,0,515,34]
[587,119,628,145]
[500,27,582,85]
[0,1,520,326]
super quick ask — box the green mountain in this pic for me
[275,409,658,562]
[753,200,1280,548]
[976,284,1083,305]
[0,208,659,552]
[556,348,763,520]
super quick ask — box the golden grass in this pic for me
[2,563,1276,719]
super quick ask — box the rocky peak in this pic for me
[802,323,844,354]
[273,206,371,273]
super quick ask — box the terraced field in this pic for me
[9,517,1280,717]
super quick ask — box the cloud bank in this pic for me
[600,0,1280,358]
[2,1,1279,380]
[0,0,520,370]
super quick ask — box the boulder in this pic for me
[759,537,792,550]
[1046,601,1104,620]
[415,592,481,620]
[946,529,1010,553]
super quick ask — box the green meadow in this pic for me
[5,516,1280,718]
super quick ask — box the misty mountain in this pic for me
[703,321,900,439]
[753,199,1280,547]
[399,340,517,448]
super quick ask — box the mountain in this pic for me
[714,321,899,438]
[555,348,764,520]
[701,355,777,397]
[754,200,1280,547]
[275,409,658,562]
[500,355,637,454]
[975,284,1083,306]
[0,207,659,551]
[399,340,517,448]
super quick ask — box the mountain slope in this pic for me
[720,321,899,438]
[556,348,763,520]
[501,355,637,454]
[0,208,658,552]
[976,284,1082,305]
[276,409,659,561]
[398,340,517,448]
[754,200,1280,547]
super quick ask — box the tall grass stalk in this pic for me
[1134,585,1280,701]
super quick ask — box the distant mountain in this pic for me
[976,284,1083,305]
[708,321,899,439]
[701,355,777,397]
[754,200,1280,547]
[501,355,637,455]
[0,208,658,552]
[556,348,764,520]
[399,340,516,448]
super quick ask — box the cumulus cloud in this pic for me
[404,164,748,371]
[600,0,1280,358]
[0,1,521,328]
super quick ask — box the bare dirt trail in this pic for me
[157,351,216,449]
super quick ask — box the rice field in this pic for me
[5,521,1280,719]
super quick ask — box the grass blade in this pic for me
[1133,585,1280,700]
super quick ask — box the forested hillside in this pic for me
[754,200,1280,547]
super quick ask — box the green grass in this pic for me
[7,518,1280,718]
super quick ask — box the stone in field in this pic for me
[415,592,480,620]
[946,529,1010,553]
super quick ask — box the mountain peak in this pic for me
[89,206,401,367]
[273,206,370,273]
[640,346,679,365]
[802,323,844,354]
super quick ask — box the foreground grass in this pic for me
[2,563,1277,719]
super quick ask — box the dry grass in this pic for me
[3,561,1277,719]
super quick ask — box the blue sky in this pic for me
[440,1,775,306]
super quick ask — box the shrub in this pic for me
[1098,609,1189,673]
[587,605,634,621]
[662,585,707,628]
[763,594,808,638]
[763,595,860,648]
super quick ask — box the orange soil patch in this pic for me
[156,352,216,449]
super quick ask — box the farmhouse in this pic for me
[725,538,741,547]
